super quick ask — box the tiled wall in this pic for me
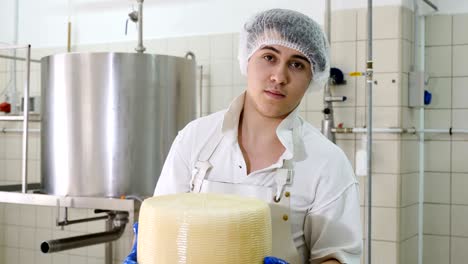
[329,6,415,264]
[1,5,467,264]
[420,13,468,264]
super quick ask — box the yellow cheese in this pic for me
[137,193,272,264]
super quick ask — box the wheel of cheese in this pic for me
[137,192,272,264]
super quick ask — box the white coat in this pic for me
[154,93,362,264]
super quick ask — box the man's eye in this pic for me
[263,55,274,61]
[290,62,304,69]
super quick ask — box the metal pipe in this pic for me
[21,44,31,194]
[366,0,373,263]
[41,225,126,253]
[41,212,128,254]
[1,128,40,133]
[105,214,114,264]
[0,54,41,63]
[57,215,109,226]
[135,0,146,53]
[422,0,438,11]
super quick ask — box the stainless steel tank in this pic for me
[41,52,197,197]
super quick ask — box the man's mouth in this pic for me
[264,90,286,99]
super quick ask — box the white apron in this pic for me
[189,128,302,264]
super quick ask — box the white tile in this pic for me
[5,225,19,247]
[425,109,451,129]
[426,77,451,109]
[36,206,53,228]
[19,249,35,264]
[372,107,401,128]
[187,35,210,60]
[371,241,398,264]
[331,10,357,42]
[335,140,355,165]
[453,45,468,77]
[209,85,233,113]
[167,37,189,57]
[400,140,419,173]
[145,38,168,55]
[36,251,53,264]
[304,111,323,129]
[4,247,19,263]
[373,39,401,73]
[372,207,398,241]
[87,257,105,264]
[425,141,451,172]
[374,6,402,39]
[372,173,399,207]
[69,255,87,264]
[357,6,402,40]
[452,205,468,236]
[4,134,22,159]
[425,46,452,77]
[0,160,5,182]
[452,77,468,108]
[4,204,20,225]
[356,41,367,73]
[453,110,468,130]
[87,243,105,258]
[451,237,468,264]
[423,235,450,264]
[331,42,356,74]
[356,9,367,41]
[400,236,418,264]
[5,159,21,182]
[452,173,468,205]
[372,73,401,107]
[453,14,468,45]
[402,40,412,74]
[52,253,69,264]
[19,226,36,249]
[425,15,452,46]
[232,33,240,59]
[400,205,418,240]
[210,34,233,60]
[401,173,418,207]
[452,141,468,172]
[424,172,450,204]
[232,60,246,86]
[209,59,233,87]
[19,205,36,227]
[304,88,324,111]
[423,204,450,235]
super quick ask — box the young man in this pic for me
[126,8,362,264]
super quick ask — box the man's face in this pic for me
[245,44,312,119]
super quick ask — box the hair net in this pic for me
[238,8,330,91]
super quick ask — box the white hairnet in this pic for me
[238,8,330,91]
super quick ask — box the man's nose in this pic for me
[270,64,289,84]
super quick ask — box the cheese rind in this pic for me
[137,193,272,264]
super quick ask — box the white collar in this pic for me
[221,92,304,161]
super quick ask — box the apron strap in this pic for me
[190,126,224,192]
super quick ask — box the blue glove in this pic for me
[122,222,139,264]
[264,256,289,264]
